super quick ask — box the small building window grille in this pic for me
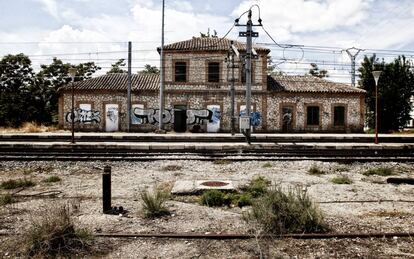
[307,106,320,126]
[334,106,345,126]
[208,62,220,83]
[175,62,187,82]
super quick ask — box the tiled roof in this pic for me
[61,73,365,94]
[268,75,366,94]
[160,37,270,53]
[60,73,160,91]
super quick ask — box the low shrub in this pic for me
[200,190,227,207]
[141,189,170,218]
[237,193,253,208]
[363,167,394,176]
[1,179,35,189]
[245,176,271,198]
[161,165,182,171]
[262,162,272,168]
[212,160,231,165]
[308,165,326,175]
[43,176,61,183]
[245,186,328,235]
[0,194,14,206]
[331,175,353,184]
[24,204,93,257]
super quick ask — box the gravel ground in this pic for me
[0,160,413,258]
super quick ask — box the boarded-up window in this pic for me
[334,106,345,126]
[208,62,220,82]
[175,62,187,82]
[307,106,320,126]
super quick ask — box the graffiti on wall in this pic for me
[186,109,213,125]
[131,108,216,125]
[239,106,261,127]
[132,108,172,125]
[65,108,101,124]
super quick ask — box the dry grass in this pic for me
[363,167,395,177]
[161,165,182,171]
[0,178,35,189]
[0,122,59,133]
[140,189,170,218]
[363,210,412,218]
[308,165,326,176]
[212,159,231,165]
[331,175,353,184]
[23,204,94,257]
[245,186,328,235]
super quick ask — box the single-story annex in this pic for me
[58,37,366,133]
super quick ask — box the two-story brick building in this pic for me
[58,37,365,133]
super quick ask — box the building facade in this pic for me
[58,37,365,133]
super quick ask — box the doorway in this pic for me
[105,104,119,132]
[173,105,187,133]
[282,106,294,132]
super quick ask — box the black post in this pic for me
[102,165,111,213]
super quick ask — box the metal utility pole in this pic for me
[68,67,77,144]
[228,41,239,136]
[345,47,363,87]
[127,41,132,132]
[236,9,259,143]
[159,0,165,131]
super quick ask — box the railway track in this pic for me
[0,146,413,161]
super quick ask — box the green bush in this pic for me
[245,186,328,234]
[308,165,326,175]
[0,194,14,206]
[200,190,227,207]
[25,204,93,257]
[1,179,35,189]
[245,176,271,198]
[141,189,170,218]
[262,162,272,168]
[43,176,61,183]
[237,193,253,208]
[363,167,394,176]
[331,175,353,184]
[212,160,231,165]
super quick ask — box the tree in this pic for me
[107,59,126,74]
[0,54,37,126]
[309,63,328,78]
[36,58,101,123]
[139,64,159,75]
[358,55,414,132]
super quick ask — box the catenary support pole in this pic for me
[159,0,165,131]
[245,10,253,141]
[127,41,132,132]
[345,47,362,87]
[230,41,236,135]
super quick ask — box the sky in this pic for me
[1,0,414,83]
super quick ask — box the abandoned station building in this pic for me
[58,37,366,133]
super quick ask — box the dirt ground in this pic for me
[0,160,413,258]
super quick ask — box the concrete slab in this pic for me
[171,180,236,194]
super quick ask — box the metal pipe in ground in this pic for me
[94,232,414,240]
[102,165,111,213]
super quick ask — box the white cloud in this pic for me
[36,0,59,19]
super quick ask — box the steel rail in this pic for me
[1,231,412,240]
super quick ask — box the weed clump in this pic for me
[200,190,232,207]
[331,175,353,184]
[262,162,272,168]
[308,165,326,176]
[43,176,61,183]
[245,186,328,235]
[244,176,271,198]
[141,189,170,218]
[162,165,182,171]
[363,167,395,176]
[0,194,14,206]
[212,159,231,165]
[24,204,93,257]
[1,179,35,189]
